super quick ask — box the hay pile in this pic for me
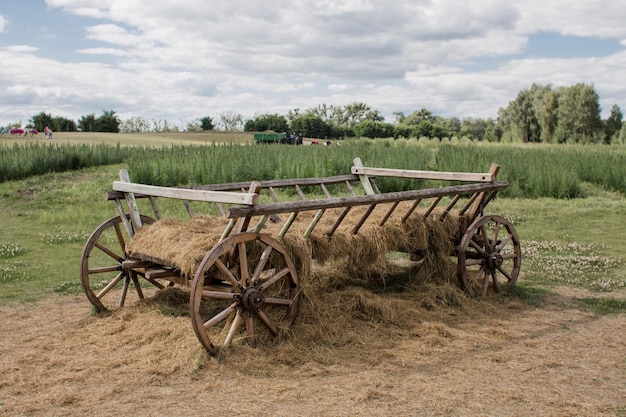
[127,201,470,290]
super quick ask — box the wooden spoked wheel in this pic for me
[80,215,157,312]
[190,232,300,356]
[457,215,521,296]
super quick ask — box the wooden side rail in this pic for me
[351,163,500,183]
[112,181,259,205]
[227,181,509,218]
[105,174,364,201]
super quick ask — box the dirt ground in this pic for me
[1,285,625,417]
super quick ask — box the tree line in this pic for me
[4,83,624,144]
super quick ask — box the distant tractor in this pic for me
[254,132,303,145]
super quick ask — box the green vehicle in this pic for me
[253,132,303,145]
[253,132,287,144]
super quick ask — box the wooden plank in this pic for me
[227,182,509,218]
[351,166,496,183]
[353,157,376,195]
[118,169,142,234]
[112,181,259,205]
[105,174,362,201]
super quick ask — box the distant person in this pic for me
[44,126,51,139]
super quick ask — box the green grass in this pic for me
[576,297,626,315]
[1,145,625,311]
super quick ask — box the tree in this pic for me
[290,114,330,139]
[78,114,97,132]
[532,84,559,143]
[603,104,623,144]
[353,120,393,138]
[200,116,214,131]
[403,108,435,126]
[53,116,77,132]
[218,110,244,131]
[244,113,288,133]
[95,110,120,133]
[29,112,54,132]
[553,83,602,144]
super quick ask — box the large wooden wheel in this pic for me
[190,232,300,356]
[457,215,521,296]
[80,214,157,312]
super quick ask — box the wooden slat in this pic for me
[227,182,509,218]
[422,196,442,218]
[112,181,259,205]
[327,207,352,237]
[440,194,462,220]
[118,169,142,234]
[379,201,399,226]
[148,196,162,219]
[352,204,376,234]
[353,157,376,195]
[183,200,195,217]
[351,166,496,183]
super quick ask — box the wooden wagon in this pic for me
[80,157,521,355]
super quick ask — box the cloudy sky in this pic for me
[1,0,625,128]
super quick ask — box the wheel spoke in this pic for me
[492,222,500,246]
[496,265,514,283]
[215,258,243,290]
[224,309,243,346]
[258,267,290,291]
[465,258,484,267]
[204,303,237,329]
[479,225,491,251]
[263,296,293,306]
[481,267,490,296]
[238,242,250,286]
[95,272,124,299]
[495,233,513,252]
[201,290,237,300]
[256,308,279,336]
[251,245,273,286]
[469,239,486,256]
[94,241,123,263]
[132,273,144,299]
[491,271,500,292]
[119,276,130,307]
[245,312,256,347]
[113,223,126,252]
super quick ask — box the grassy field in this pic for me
[1,134,626,417]
[0,159,625,310]
[0,130,255,147]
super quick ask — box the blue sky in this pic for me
[1,0,625,129]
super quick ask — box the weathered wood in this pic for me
[119,169,142,235]
[353,157,377,195]
[112,180,259,205]
[467,164,501,220]
[351,166,497,183]
[227,181,508,219]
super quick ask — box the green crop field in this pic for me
[1,133,625,314]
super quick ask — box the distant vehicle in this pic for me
[254,132,303,145]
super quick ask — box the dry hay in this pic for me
[127,201,470,291]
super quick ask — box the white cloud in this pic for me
[0,15,8,33]
[0,0,624,126]
[77,47,132,57]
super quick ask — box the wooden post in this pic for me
[353,157,377,195]
[119,169,142,236]
[467,163,500,220]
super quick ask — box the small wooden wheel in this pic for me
[457,215,521,296]
[190,232,300,356]
[80,214,156,312]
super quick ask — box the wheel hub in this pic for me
[241,287,265,311]
[487,252,503,269]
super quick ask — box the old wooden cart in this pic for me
[80,157,521,355]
